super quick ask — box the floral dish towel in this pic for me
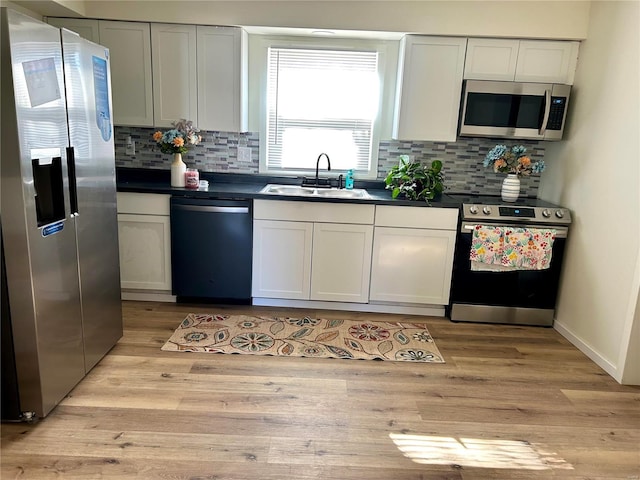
[470,225,556,271]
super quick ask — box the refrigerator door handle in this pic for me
[66,146,78,216]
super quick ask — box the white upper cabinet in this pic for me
[47,17,100,42]
[151,23,198,127]
[515,40,580,84]
[197,26,248,132]
[465,38,580,85]
[393,35,467,142]
[46,18,154,126]
[464,38,519,81]
[99,21,154,126]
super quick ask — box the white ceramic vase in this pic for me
[501,174,520,202]
[171,152,186,187]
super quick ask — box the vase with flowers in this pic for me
[483,144,546,202]
[153,119,202,187]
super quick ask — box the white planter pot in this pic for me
[501,174,520,202]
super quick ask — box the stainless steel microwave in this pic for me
[459,80,571,141]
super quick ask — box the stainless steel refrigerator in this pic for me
[1,8,122,421]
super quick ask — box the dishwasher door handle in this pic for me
[174,205,249,214]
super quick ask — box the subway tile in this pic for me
[115,126,544,196]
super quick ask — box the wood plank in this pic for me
[1,300,638,480]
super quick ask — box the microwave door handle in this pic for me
[539,88,552,135]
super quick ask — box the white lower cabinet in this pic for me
[252,219,313,300]
[370,227,456,305]
[310,223,373,303]
[369,205,458,306]
[252,200,458,313]
[252,200,375,303]
[116,193,172,292]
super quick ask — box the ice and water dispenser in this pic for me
[31,151,67,228]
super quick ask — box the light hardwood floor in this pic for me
[2,301,639,479]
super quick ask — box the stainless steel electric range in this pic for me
[447,194,572,326]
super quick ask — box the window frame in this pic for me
[249,34,398,180]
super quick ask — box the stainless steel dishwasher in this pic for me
[170,197,252,303]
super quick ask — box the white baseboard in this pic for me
[120,293,443,317]
[252,298,445,317]
[553,319,619,381]
[121,291,176,303]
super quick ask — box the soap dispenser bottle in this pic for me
[345,169,354,190]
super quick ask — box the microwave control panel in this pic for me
[548,97,567,130]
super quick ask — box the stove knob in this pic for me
[469,205,479,214]
[542,209,551,218]
[555,209,565,219]
[482,206,492,215]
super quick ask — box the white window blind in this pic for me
[266,47,380,174]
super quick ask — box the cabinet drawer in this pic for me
[375,205,458,230]
[117,193,170,215]
[254,200,374,225]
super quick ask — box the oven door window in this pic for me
[451,233,566,309]
[464,93,545,130]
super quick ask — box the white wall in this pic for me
[5,0,85,17]
[0,0,43,19]
[70,1,590,40]
[538,0,640,384]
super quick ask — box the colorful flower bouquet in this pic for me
[483,144,545,177]
[153,119,201,155]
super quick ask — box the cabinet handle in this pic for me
[174,205,249,214]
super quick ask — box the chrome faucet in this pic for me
[315,153,331,186]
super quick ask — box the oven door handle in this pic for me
[460,222,568,238]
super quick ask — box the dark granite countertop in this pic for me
[116,168,462,209]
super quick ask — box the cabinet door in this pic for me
[310,223,373,303]
[197,26,247,132]
[252,220,313,300]
[152,23,197,127]
[47,18,100,42]
[464,38,519,81]
[515,40,580,84]
[99,21,154,126]
[393,36,467,142]
[117,214,171,291]
[370,227,456,305]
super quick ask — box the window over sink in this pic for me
[252,34,396,180]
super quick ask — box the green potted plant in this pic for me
[384,155,444,202]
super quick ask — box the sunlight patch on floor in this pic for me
[389,433,574,470]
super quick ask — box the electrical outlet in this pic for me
[125,136,135,156]
[238,146,252,163]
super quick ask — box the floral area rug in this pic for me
[161,314,444,363]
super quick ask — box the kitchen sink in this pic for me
[260,184,371,199]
